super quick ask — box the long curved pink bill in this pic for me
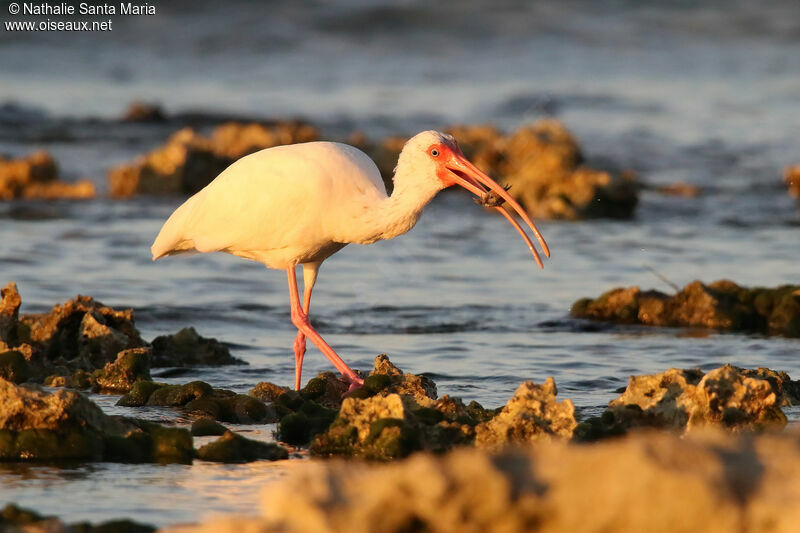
[459,158,550,258]
[493,206,544,269]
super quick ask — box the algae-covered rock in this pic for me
[277,399,337,446]
[368,354,437,406]
[0,378,192,463]
[150,327,245,367]
[0,150,95,201]
[168,431,800,533]
[601,364,787,435]
[108,122,318,197]
[249,381,289,403]
[117,379,274,424]
[191,417,227,437]
[196,431,288,463]
[92,347,152,392]
[572,280,800,337]
[310,394,420,460]
[475,378,576,450]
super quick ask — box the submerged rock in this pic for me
[475,378,577,450]
[196,431,288,463]
[588,365,788,438]
[166,430,800,533]
[108,121,318,197]
[786,164,800,199]
[0,378,192,463]
[572,280,800,337]
[117,379,274,424]
[0,150,94,201]
[150,327,244,367]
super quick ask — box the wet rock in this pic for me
[122,101,166,123]
[0,378,192,463]
[108,122,318,197]
[572,280,800,337]
[150,327,244,367]
[365,120,637,220]
[475,378,577,450]
[347,354,437,407]
[43,368,93,390]
[786,164,800,199]
[0,150,95,201]
[310,393,420,460]
[196,431,288,463]
[191,417,227,437]
[0,282,21,347]
[249,381,289,402]
[18,293,147,373]
[0,349,30,383]
[1,503,156,532]
[165,430,800,533]
[500,120,638,220]
[599,365,787,435]
[92,347,152,392]
[654,181,701,197]
[117,380,274,424]
[297,371,349,409]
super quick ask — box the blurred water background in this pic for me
[0,0,798,527]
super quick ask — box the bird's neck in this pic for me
[350,162,441,244]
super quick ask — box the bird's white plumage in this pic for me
[152,141,391,269]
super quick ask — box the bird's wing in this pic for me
[151,142,387,260]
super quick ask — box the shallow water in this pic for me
[1,0,799,527]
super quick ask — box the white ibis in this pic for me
[151,131,549,391]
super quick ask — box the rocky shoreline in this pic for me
[3,280,800,531]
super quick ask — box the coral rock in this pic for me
[92,347,152,392]
[475,378,576,450]
[0,150,94,201]
[150,326,244,367]
[786,165,800,199]
[196,431,288,463]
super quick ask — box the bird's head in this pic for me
[400,130,550,268]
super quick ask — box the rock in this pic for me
[0,349,31,383]
[572,280,800,337]
[0,378,192,463]
[600,365,787,435]
[475,378,576,450]
[500,120,638,220]
[117,380,274,424]
[0,503,156,532]
[0,282,21,347]
[364,120,637,220]
[249,381,289,402]
[122,101,166,123]
[297,371,349,409]
[18,293,147,373]
[310,393,420,460]
[108,122,318,197]
[654,181,701,197]
[0,150,95,201]
[163,430,800,533]
[43,369,92,389]
[191,417,227,437]
[196,431,288,463]
[347,354,437,407]
[92,347,152,392]
[150,327,244,367]
[277,397,338,446]
[786,165,800,199]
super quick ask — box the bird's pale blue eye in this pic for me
[431,149,439,157]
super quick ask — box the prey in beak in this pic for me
[432,140,551,269]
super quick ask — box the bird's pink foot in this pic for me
[344,374,364,394]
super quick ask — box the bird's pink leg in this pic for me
[287,267,364,391]
[292,283,313,391]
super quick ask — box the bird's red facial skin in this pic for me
[429,143,462,187]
